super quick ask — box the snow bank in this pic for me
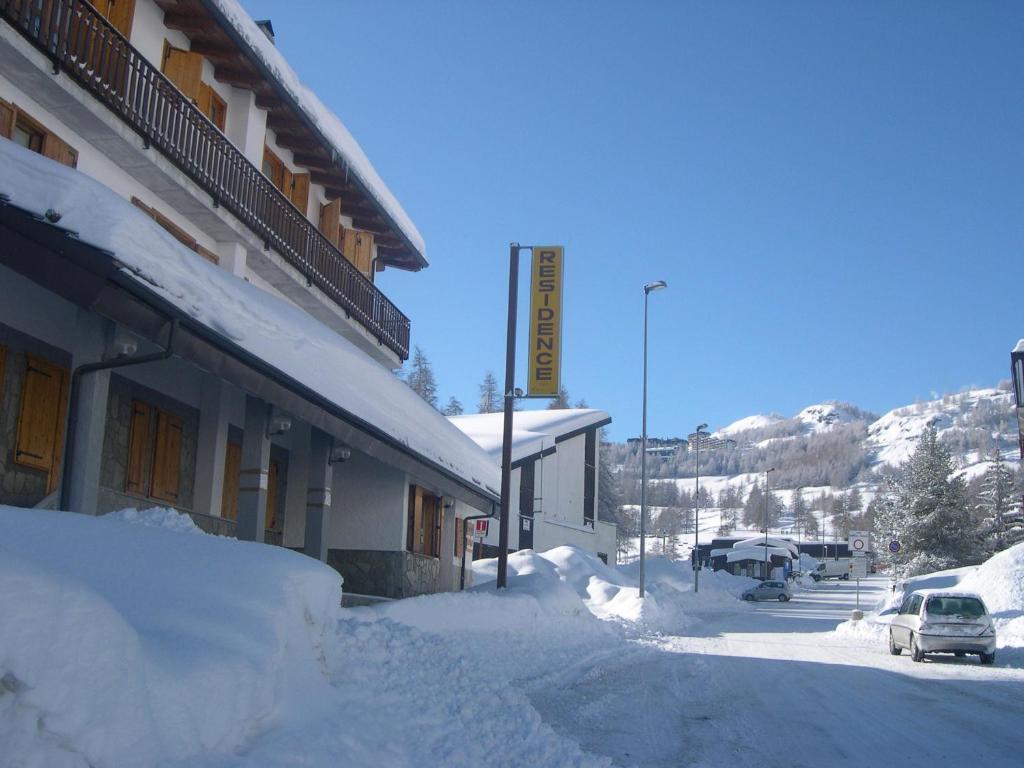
[837,545,1024,649]
[0,506,343,767]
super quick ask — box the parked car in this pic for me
[889,590,997,665]
[742,580,793,602]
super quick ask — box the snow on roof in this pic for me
[0,140,495,496]
[732,536,799,557]
[724,547,791,563]
[206,0,426,262]
[449,409,611,462]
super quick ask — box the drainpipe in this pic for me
[459,504,496,590]
[59,319,179,511]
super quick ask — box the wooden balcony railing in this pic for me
[0,0,411,360]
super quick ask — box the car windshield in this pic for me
[925,596,986,619]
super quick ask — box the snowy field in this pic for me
[3,505,1023,767]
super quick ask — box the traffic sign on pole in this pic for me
[888,540,901,554]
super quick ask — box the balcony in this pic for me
[0,0,411,360]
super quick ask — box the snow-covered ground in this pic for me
[3,505,1023,766]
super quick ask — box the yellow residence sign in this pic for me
[527,246,564,397]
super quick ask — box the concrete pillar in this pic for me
[65,370,111,515]
[193,376,231,517]
[237,395,270,542]
[282,421,311,549]
[304,428,334,562]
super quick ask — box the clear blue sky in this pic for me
[241,1,1023,441]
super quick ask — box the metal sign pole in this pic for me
[496,243,521,589]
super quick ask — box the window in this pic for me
[93,0,136,38]
[0,100,78,168]
[262,145,287,192]
[343,228,374,279]
[406,485,441,557]
[197,83,227,131]
[162,43,203,102]
[125,399,184,505]
[583,429,596,526]
[14,354,69,493]
[131,198,218,263]
[220,441,281,531]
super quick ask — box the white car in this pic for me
[889,589,997,665]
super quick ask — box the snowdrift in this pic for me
[836,543,1024,649]
[0,506,343,767]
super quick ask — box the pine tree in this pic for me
[976,449,1023,553]
[478,371,501,414]
[405,346,438,409]
[442,396,464,416]
[846,487,863,513]
[547,386,571,410]
[791,488,809,539]
[896,427,979,574]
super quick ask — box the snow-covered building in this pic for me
[707,536,798,580]
[0,0,498,599]
[450,409,617,564]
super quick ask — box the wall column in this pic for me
[237,395,270,542]
[193,376,231,517]
[282,421,311,549]
[65,369,110,515]
[304,428,334,562]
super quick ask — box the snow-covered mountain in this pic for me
[717,414,785,436]
[795,402,873,433]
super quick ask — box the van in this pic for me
[811,559,850,581]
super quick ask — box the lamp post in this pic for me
[639,279,667,599]
[693,423,707,593]
[763,467,775,580]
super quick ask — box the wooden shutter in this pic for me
[14,356,68,474]
[319,199,341,249]
[290,172,310,215]
[150,409,183,504]
[104,0,136,38]
[42,133,78,169]
[197,84,227,131]
[125,400,152,494]
[163,45,203,102]
[221,441,241,521]
[0,98,14,139]
[343,229,374,278]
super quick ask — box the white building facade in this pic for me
[451,409,617,565]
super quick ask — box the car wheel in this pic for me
[778,595,789,602]
[811,574,821,582]
[842,574,850,581]
[910,634,924,663]
[980,651,995,666]
[954,651,965,658]
[743,594,755,602]
[888,631,902,656]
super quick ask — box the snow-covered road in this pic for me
[530,576,1024,767]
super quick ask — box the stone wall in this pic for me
[0,324,72,508]
[328,549,441,599]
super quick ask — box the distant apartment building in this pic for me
[0,0,498,599]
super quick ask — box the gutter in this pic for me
[59,319,179,510]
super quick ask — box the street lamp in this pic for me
[763,467,776,580]
[639,279,667,599]
[693,423,707,593]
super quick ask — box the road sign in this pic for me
[850,557,868,579]
[473,519,490,540]
[526,246,564,396]
[848,531,870,553]
[888,540,901,554]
